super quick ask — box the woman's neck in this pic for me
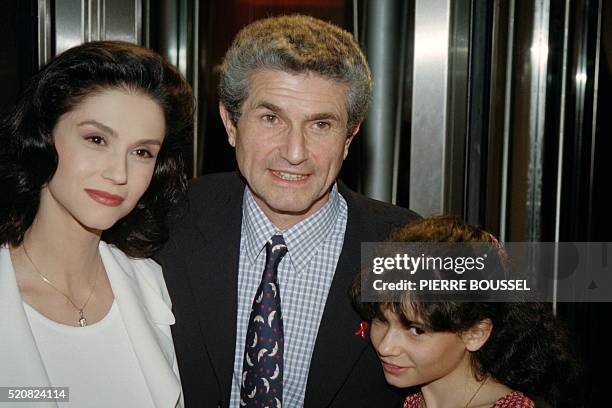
[18,194,103,290]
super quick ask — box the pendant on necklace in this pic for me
[78,310,87,327]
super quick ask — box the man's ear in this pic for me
[460,319,493,352]
[219,102,238,147]
[343,122,361,160]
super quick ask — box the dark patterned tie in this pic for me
[240,235,288,408]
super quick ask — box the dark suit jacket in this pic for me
[157,172,419,407]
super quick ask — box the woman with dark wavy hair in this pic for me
[0,41,193,407]
[351,216,579,408]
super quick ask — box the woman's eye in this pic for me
[133,149,153,158]
[85,135,106,145]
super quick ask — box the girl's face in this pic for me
[370,307,469,389]
[42,88,166,232]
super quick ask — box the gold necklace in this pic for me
[21,243,99,327]
[419,376,489,408]
[463,376,488,408]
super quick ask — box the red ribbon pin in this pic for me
[354,321,369,338]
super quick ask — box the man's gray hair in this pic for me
[219,14,372,135]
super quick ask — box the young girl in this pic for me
[352,215,578,408]
[0,41,193,407]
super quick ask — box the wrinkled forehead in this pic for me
[244,69,349,115]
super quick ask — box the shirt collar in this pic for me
[242,184,341,274]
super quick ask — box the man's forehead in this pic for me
[249,67,333,80]
[244,69,349,113]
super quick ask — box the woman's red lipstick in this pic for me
[85,189,124,207]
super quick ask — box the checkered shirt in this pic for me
[229,184,347,407]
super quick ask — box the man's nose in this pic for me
[281,127,308,165]
[101,153,128,185]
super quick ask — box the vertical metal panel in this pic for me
[560,0,600,243]
[54,0,83,54]
[157,1,179,68]
[499,0,515,241]
[446,0,470,217]
[192,0,200,177]
[87,0,101,42]
[391,0,411,205]
[498,0,551,242]
[135,0,143,44]
[485,0,509,236]
[156,0,192,79]
[363,0,403,202]
[409,0,451,215]
[143,0,150,48]
[587,0,602,238]
[179,0,190,79]
[155,0,196,175]
[553,0,572,312]
[464,0,493,225]
[54,0,142,57]
[525,0,550,242]
[100,0,140,42]
[37,0,53,66]
[555,0,571,244]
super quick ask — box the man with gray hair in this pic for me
[159,14,418,407]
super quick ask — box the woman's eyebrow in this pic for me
[133,138,163,146]
[77,120,117,137]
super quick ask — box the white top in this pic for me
[0,243,183,408]
[24,300,155,407]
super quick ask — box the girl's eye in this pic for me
[133,149,154,159]
[408,326,425,336]
[85,135,106,145]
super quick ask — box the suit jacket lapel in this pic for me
[100,243,182,408]
[0,247,57,408]
[304,186,373,407]
[189,177,244,404]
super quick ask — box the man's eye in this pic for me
[314,121,331,130]
[262,115,278,123]
[85,135,106,145]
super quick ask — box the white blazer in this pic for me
[0,242,183,408]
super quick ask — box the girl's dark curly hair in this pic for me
[351,215,580,407]
[0,41,194,258]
